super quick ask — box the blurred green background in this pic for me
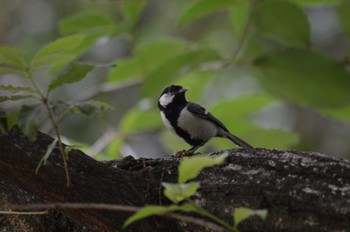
[1,0,350,160]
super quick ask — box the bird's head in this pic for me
[158,85,188,109]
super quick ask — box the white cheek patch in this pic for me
[159,93,174,107]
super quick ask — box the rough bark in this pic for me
[0,127,349,232]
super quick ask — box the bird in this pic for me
[158,85,254,154]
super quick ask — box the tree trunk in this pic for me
[0,127,349,232]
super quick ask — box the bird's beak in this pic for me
[179,88,188,94]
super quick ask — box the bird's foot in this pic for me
[173,150,192,158]
[172,150,201,158]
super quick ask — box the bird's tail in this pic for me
[223,131,255,153]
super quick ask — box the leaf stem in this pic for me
[224,10,252,68]
[43,99,71,187]
[187,199,237,232]
[27,73,71,187]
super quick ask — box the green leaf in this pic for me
[209,94,276,132]
[0,95,35,103]
[179,0,233,26]
[123,205,178,228]
[255,209,268,221]
[293,0,341,6]
[122,0,147,29]
[17,104,46,140]
[0,46,26,69]
[252,0,310,47]
[229,0,249,36]
[162,182,200,203]
[0,85,35,94]
[69,100,113,116]
[245,128,299,149]
[123,203,196,228]
[5,111,20,131]
[59,12,116,35]
[0,66,27,76]
[48,63,94,92]
[254,49,350,109]
[120,108,161,133]
[104,136,124,159]
[32,54,77,72]
[233,207,267,227]
[30,35,85,70]
[322,105,350,122]
[233,207,255,226]
[142,47,221,97]
[207,95,298,150]
[33,35,85,60]
[107,58,142,82]
[337,0,350,38]
[134,38,220,98]
[0,112,7,133]
[178,153,228,184]
[36,138,58,173]
[176,71,213,102]
[135,37,186,74]
[64,144,83,154]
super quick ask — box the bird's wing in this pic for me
[187,102,229,132]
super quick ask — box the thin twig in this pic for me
[27,74,70,187]
[42,99,70,187]
[199,2,254,72]
[2,203,227,232]
[223,10,252,68]
[0,211,47,215]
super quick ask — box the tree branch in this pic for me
[0,127,349,232]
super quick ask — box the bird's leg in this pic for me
[187,142,205,154]
[173,142,205,158]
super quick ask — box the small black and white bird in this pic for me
[158,85,254,153]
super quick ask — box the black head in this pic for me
[158,85,188,109]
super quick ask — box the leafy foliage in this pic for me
[233,207,267,229]
[337,0,350,38]
[103,0,350,155]
[3,0,348,227]
[1,0,350,179]
[178,153,227,183]
[254,49,350,109]
[0,34,104,138]
[3,0,348,157]
[124,153,267,231]
[0,47,26,69]
[30,35,86,71]
[59,12,117,35]
[69,100,113,116]
[252,0,310,47]
[123,204,196,229]
[120,108,161,133]
[179,0,233,25]
[0,30,109,186]
[0,85,35,94]
[0,47,27,76]
[163,182,200,204]
[48,63,94,91]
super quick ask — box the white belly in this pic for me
[177,108,218,141]
[160,111,175,133]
